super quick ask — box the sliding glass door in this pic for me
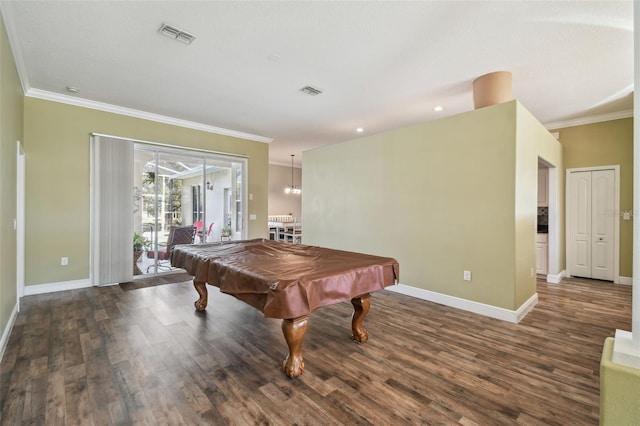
[133,144,246,276]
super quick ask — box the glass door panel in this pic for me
[133,144,246,277]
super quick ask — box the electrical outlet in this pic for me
[463,270,471,281]
[61,257,68,266]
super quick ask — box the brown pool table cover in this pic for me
[171,238,399,319]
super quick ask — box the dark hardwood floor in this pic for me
[0,276,631,425]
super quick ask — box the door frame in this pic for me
[16,140,25,301]
[565,165,620,283]
[90,133,249,282]
[538,158,559,282]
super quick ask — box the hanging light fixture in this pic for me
[284,154,301,195]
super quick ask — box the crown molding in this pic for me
[544,109,634,131]
[0,1,30,95]
[2,1,271,143]
[26,89,273,143]
[270,160,303,168]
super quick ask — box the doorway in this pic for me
[133,144,246,276]
[567,166,619,282]
[91,134,248,285]
[537,157,561,283]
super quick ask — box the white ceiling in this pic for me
[1,1,634,167]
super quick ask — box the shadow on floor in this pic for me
[119,271,193,291]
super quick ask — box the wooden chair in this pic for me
[146,225,196,272]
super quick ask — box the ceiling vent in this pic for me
[158,23,196,45]
[300,85,323,96]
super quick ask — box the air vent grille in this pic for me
[159,23,196,45]
[300,85,323,96]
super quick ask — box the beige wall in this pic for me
[515,103,564,305]
[268,163,302,218]
[23,98,269,286]
[552,118,633,277]
[600,337,640,424]
[0,15,23,347]
[303,101,561,311]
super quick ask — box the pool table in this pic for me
[171,238,399,378]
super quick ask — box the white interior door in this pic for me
[591,170,615,280]
[570,171,592,278]
[569,169,615,280]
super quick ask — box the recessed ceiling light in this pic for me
[356,128,364,133]
[66,86,79,93]
[434,105,444,112]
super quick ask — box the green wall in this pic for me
[0,15,23,346]
[515,103,564,305]
[303,101,561,311]
[24,98,269,286]
[514,105,541,307]
[552,118,633,278]
[600,338,640,425]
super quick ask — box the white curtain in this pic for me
[91,135,134,285]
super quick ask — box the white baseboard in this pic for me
[617,276,632,285]
[0,302,19,363]
[386,283,538,323]
[514,293,539,322]
[23,278,92,296]
[546,269,566,284]
[612,329,640,369]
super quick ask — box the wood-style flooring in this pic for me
[0,275,632,425]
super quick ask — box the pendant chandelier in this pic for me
[284,154,301,195]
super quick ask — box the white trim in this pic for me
[0,303,19,363]
[545,110,633,131]
[2,0,272,144]
[23,279,92,296]
[3,0,271,145]
[26,88,273,144]
[2,0,629,143]
[16,141,25,300]
[633,0,640,349]
[0,1,29,94]
[89,136,96,286]
[546,269,566,284]
[547,166,559,277]
[386,283,538,323]
[91,132,250,160]
[618,276,633,286]
[612,329,640,369]
[565,165,620,283]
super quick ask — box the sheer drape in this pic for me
[91,135,134,285]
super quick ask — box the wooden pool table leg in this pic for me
[281,315,309,378]
[193,280,208,311]
[351,294,371,343]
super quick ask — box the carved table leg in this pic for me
[281,316,309,378]
[193,280,208,311]
[351,294,371,343]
